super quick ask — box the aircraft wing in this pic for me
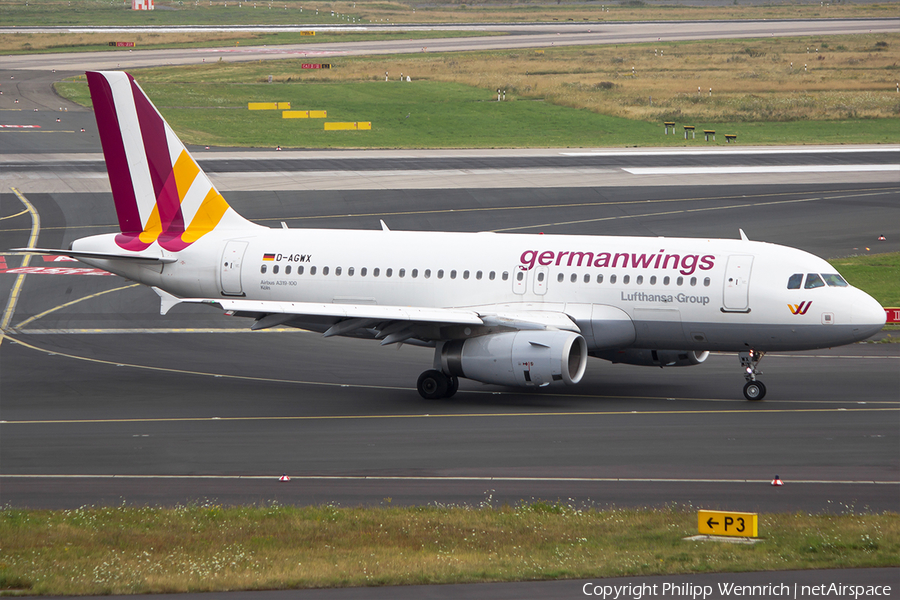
[155,289,580,342]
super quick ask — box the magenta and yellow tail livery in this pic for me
[87,71,249,252]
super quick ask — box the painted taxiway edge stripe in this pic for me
[562,148,900,157]
[16,327,305,334]
[0,188,40,338]
[1,474,897,485]
[623,165,899,176]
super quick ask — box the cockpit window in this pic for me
[787,273,803,289]
[822,273,848,287]
[804,273,825,289]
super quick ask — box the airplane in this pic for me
[15,71,887,401]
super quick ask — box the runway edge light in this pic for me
[772,475,784,486]
[698,510,758,538]
[279,473,290,482]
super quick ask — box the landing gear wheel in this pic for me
[445,375,459,399]
[417,369,449,400]
[743,380,767,401]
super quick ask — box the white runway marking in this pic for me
[623,165,899,176]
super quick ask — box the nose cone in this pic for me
[851,288,886,340]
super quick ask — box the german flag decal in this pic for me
[263,253,276,261]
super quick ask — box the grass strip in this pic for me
[52,34,900,147]
[1,503,897,594]
[830,252,900,309]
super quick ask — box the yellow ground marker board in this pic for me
[698,510,758,537]
[248,102,291,110]
[324,122,371,131]
[282,110,327,119]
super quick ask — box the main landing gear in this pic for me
[739,350,766,401]
[417,369,459,400]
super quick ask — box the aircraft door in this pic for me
[533,266,549,296]
[221,240,248,296]
[513,267,527,295]
[722,254,753,312]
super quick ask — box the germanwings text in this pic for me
[519,249,715,276]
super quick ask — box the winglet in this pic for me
[739,229,749,242]
[152,286,182,316]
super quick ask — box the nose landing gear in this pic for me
[739,350,766,401]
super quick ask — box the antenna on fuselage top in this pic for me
[739,229,749,242]
[380,220,390,232]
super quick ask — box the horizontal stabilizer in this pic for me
[14,248,176,263]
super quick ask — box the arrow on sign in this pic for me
[706,518,719,528]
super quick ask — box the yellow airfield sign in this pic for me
[698,510,758,537]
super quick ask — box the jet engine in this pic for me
[592,349,709,368]
[440,330,587,387]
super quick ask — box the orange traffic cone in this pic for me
[771,475,783,486]
[279,473,290,482]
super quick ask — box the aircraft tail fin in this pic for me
[86,71,256,253]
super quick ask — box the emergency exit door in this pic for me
[221,240,248,296]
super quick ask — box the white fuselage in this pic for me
[73,227,886,352]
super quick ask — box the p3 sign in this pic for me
[698,510,758,538]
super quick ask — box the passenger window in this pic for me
[663,276,670,285]
[310,266,317,275]
[805,273,825,289]
[386,268,393,278]
[610,274,617,284]
[373,268,380,277]
[260,265,267,274]
[476,271,483,280]
[517,271,524,281]
[463,270,469,280]
[348,267,354,276]
[298,266,304,275]
[489,271,496,281]
[558,273,564,283]
[676,276,683,286]
[398,269,405,278]
[570,273,577,283]
[537,272,545,282]
[623,275,630,284]
[424,269,431,279]
[502,271,509,281]
[690,276,697,286]
[636,275,643,285]
[411,269,418,278]
[335,266,341,276]
[650,276,656,285]
[787,273,803,289]
[597,274,604,284]
[437,269,444,279]
[322,266,328,276]
[703,277,710,287]
[584,274,590,284]
[822,273,848,287]
[285,265,291,275]
[273,265,279,274]
[450,270,457,279]
[360,267,367,276]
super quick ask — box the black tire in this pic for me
[417,369,449,400]
[743,380,767,401]
[445,376,459,399]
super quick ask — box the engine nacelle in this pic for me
[440,330,588,388]
[592,349,709,368]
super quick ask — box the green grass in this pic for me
[54,76,900,148]
[830,252,900,308]
[1,503,897,594]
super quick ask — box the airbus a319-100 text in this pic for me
[17,72,887,401]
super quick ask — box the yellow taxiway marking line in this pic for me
[0,187,39,342]
[0,474,896,485]
[0,208,29,221]
[2,407,897,426]
[13,283,140,330]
